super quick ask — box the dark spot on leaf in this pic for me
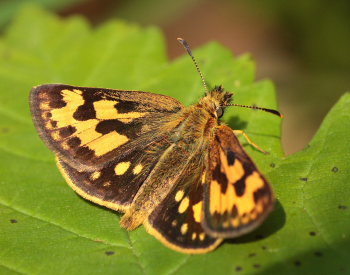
[299,177,308,182]
[235,266,242,272]
[270,163,275,168]
[248,253,256,257]
[10,219,17,223]
[332,167,339,173]
[227,151,235,165]
[261,246,267,250]
[309,231,316,236]
[294,260,301,266]
[338,205,347,210]
[105,251,114,256]
[314,251,323,257]
[253,264,261,269]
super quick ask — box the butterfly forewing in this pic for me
[202,125,274,238]
[30,84,184,170]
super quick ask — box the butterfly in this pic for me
[30,38,282,254]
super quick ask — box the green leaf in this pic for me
[0,4,349,275]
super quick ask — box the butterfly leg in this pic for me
[233,130,268,154]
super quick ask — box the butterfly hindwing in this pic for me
[144,152,222,253]
[57,135,173,211]
[30,84,184,170]
[202,125,275,238]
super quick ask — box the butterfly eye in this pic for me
[216,107,224,118]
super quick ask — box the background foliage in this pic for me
[0,5,349,275]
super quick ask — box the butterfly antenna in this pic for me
[177,38,208,94]
[227,103,284,118]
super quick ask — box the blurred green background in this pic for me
[1,0,349,155]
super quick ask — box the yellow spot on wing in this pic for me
[114,162,131,175]
[50,89,84,128]
[51,131,60,141]
[178,197,189,213]
[201,171,206,184]
[191,232,197,240]
[88,131,129,156]
[175,190,184,202]
[192,201,202,223]
[133,164,143,175]
[209,180,221,214]
[237,171,264,214]
[73,89,82,95]
[199,233,205,241]
[219,149,244,183]
[91,171,101,180]
[103,182,111,187]
[39,102,50,110]
[61,142,70,150]
[232,218,240,227]
[93,100,146,120]
[241,215,250,224]
[181,223,188,234]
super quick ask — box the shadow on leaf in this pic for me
[226,199,286,245]
[225,115,248,130]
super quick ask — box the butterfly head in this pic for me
[199,85,233,119]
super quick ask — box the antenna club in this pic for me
[227,103,283,118]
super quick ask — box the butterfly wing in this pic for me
[144,152,222,254]
[30,84,184,170]
[57,135,172,211]
[202,125,275,238]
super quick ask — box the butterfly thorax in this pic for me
[171,88,233,146]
